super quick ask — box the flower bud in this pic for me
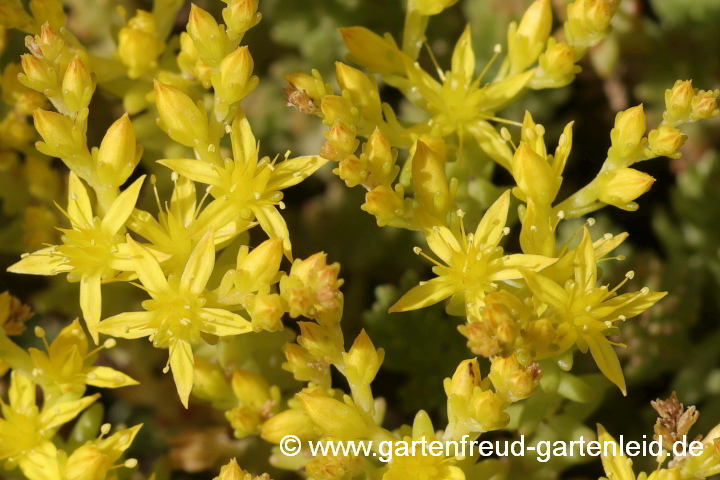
[519,198,555,257]
[192,358,233,406]
[335,62,381,120]
[361,184,406,227]
[411,141,451,219]
[509,0,552,73]
[62,56,95,114]
[96,113,142,187]
[648,126,687,157]
[223,0,261,40]
[413,0,461,16]
[365,128,397,185]
[214,459,248,480]
[537,39,577,86]
[609,105,646,161]
[512,142,556,204]
[261,408,315,443]
[188,4,228,66]
[297,393,369,440]
[489,355,542,402]
[334,154,368,188]
[226,406,262,438]
[19,54,56,94]
[343,330,384,386]
[690,90,720,120]
[597,168,655,207]
[33,109,84,159]
[282,343,331,388]
[664,80,693,122]
[117,10,165,79]
[321,95,356,128]
[34,24,66,64]
[445,359,482,399]
[212,46,258,121]
[565,0,617,48]
[153,80,209,147]
[321,121,358,161]
[297,322,343,363]
[247,293,284,332]
[285,72,327,107]
[339,27,407,75]
[65,445,110,480]
[231,370,274,408]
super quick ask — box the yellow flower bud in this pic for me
[597,167,655,207]
[306,453,364,480]
[413,0,461,16]
[117,10,165,79]
[609,105,646,162]
[664,80,694,122]
[214,459,250,480]
[65,445,111,480]
[536,39,578,87]
[282,343,331,388]
[466,389,510,432]
[321,95,357,128]
[247,293,285,332]
[29,0,67,31]
[223,0,261,39]
[285,72,327,107]
[489,355,542,402]
[212,46,258,121]
[411,141,451,219]
[365,128,397,185]
[231,370,274,408]
[343,330,384,386]
[297,393,369,440]
[226,406,263,437]
[192,358,233,406]
[446,359,482,399]
[62,56,95,115]
[19,54,56,94]
[519,198,555,257]
[334,154,368,187]
[690,90,720,120]
[509,0,553,73]
[34,24,66,64]
[321,121,358,161]
[335,62,381,120]
[512,142,557,204]
[362,184,407,227]
[339,27,407,75]
[565,0,617,48]
[33,109,85,159]
[648,126,687,157]
[297,322,344,363]
[188,4,228,66]
[96,113,142,187]
[153,80,209,147]
[261,408,315,443]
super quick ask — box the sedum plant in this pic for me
[0,0,718,480]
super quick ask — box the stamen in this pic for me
[474,44,503,87]
[413,246,445,268]
[423,40,446,82]
[34,326,50,352]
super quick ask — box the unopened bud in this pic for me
[223,0,261,40]
[153,80,209,147]
[411,141,451,219]
[648,126,687,157]
[97,113,142,187]
[664,80,694,122]
[512,142,556,204]
[117,10,165,79]
[509,0,553,73]
[597,167,655,207]
[188,4,228,66]
[212,46,258,121]
[335,62,381,120]
[339,27,407,75]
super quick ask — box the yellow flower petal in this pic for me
[9,371,35,412]
[598,424,636,480]
[252,204,292,260]
[95,311,156,339]
[521,269,570,313]
[425,226,461,265]
[169,176,197,227]
[68,172,93,229]
[7,247,71,276]
[489,254,557,280]
[451,25,474,83]
[169,339,194,408]
[196,308,253,336]
[85,366,139,388]
[474,190,511,248]
[389,277,461,313]
[574,227,597,291]
[179,229,215,296]
[266,156,328,192]
[481,70,535,112]
[16,441,60,480]
[98,424,143,462]
[101,175,146,236]
[158,159,225,187]
[80,272,102,343]
[127,236,171,298]
[39,394,99,430]
[583,331,626,395]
